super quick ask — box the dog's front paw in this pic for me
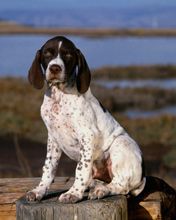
[88,184,110,200]
[59,192,81,203]
[26,188,46,202]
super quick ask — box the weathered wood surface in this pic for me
[0,177,74,204]
[0,177,175,220]
[17,195,127,220]
[128,199,161,220]
[0,204,16,220]
[128,176,176,220]
[0,177,74,220]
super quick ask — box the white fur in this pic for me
[26,39,145,203]
[59,41,62,49]
[45,44,65,83]
[27,86,145,202]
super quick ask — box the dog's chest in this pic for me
[41,95,72,127]
[41,88,83,160]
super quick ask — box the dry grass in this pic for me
[1,76,176,145]
[92,65,176,79]
[117,114,176,146]
[13,134,32,177]
[0,77,46,142]
[92,84,176,111]
[0,76,175,185]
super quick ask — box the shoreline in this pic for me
[1,65,176,79]
[1,21,176,37]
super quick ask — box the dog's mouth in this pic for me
[47,78,66,87]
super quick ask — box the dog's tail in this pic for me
[129,176,176,219]
[130,177,146,196]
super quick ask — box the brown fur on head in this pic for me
[28,50,44,89]
[28,36,91,93]
[76,49,91,93]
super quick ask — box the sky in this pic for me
[1,0,176,10]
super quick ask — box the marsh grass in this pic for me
[0,77,46,142]
[0,76,175,185]
[92,84,176,112]
[1,77,176,146]
[117,114,176,146]
[13,134,33,177]
[93,65,176,79]
[117,114,176,173]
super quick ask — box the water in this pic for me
[96,79,176,90]
[0,35,48,76]
[1,6,176,28]
[1,36,176,76]
[124,105,176,118]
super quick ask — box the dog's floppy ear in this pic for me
[28,50,44,89]
[76,49,91,94]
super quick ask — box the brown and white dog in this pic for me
[26,36,146,203]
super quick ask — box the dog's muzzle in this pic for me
[47,64,65,85]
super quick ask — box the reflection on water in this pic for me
[124,105,176,118]
[96,79,176,90]
[1,36,176,75]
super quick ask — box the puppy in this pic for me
[26,36,146,203]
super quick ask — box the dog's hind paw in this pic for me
[88,184,110,200]
[59,192,81,203]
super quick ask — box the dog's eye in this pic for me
[44,51,53,59]
[64,52,73,59]
[44,51,52,58]
[44,48,55,58]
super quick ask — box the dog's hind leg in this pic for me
[89,135,145,200]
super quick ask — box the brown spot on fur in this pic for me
[84,159,91,163]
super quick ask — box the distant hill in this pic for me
[1,5,176,28]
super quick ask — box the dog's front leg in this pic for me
[26,136,62,201]
[59,134,94,203]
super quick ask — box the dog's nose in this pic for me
[49,64,62,74]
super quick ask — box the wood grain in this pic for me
[16,195,127,220]
[1,177,175,220]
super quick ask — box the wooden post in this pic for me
[16,195,128,220]
[1,177,175,219]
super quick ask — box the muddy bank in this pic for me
[2,21,176,37]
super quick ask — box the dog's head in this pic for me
[28,36,91,93]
